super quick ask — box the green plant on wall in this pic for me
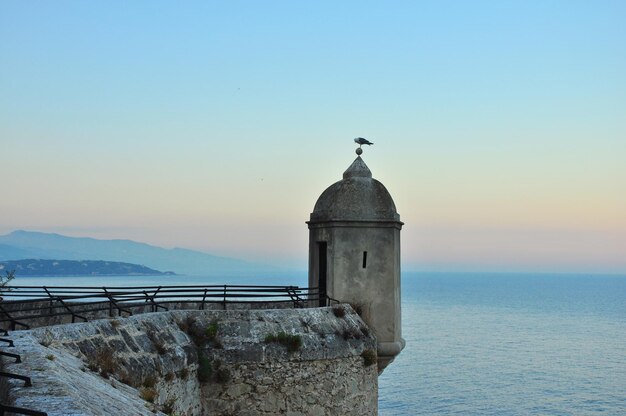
[197,353,212,382]
[205,320,218,340]
[180,317,222,347]
[264,331,302,352]
[196,353,230,384]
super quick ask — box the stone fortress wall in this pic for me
[2,306,378,415]
[0,299,298,331]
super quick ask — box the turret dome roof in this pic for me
[310,156,400,222]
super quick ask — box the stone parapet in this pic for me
[2,305,378,415]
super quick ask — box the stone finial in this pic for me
[342,156,372,179]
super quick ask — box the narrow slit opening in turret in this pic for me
[362,251,367,268]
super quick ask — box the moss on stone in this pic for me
[264,331,302,352]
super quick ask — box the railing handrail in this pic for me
[0,285,318,298]
[1,284,307,290]
[0,284,327,329]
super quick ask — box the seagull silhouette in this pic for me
[354,137,373,146]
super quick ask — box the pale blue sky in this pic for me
[1,1,625,272]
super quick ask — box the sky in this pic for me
[1,1,625,273]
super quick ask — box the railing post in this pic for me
[0,304,29,331]
[0,371,32,387]
[103,287,113,317]
[103,287,131,317]
[201,289,207,310]
[0,338,14,347]
[0,350,21,363]
[43,287,54,316]
[143,291,153,312]
[143,289,167,313]
[44,288,87,324]
[0,404,48,416]
[154,287,162,311]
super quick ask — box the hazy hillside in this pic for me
[0,231,280,276]
[0,259,172,277]
[0,243,41,260]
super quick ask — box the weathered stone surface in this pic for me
[3,306,378,415]
[3,332,167,416]
[308,155,405,374]
[0,300,299,331]
[200,354,377,415]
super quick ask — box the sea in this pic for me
[10,272,626,415]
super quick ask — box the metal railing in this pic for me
[0,404,47,416]
[0,328,48,416]
[0,283,328,416]
[0,285,326,330]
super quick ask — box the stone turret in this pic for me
[307,151,405,373]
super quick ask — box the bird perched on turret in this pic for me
[354,137,373,146]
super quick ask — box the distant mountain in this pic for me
[0,230,280,276]
[0,244,40,260]
[0,259,173,277]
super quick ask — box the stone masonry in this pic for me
[2,305,378,415]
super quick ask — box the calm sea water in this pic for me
[380,272,626,416]
[11,272,626,415]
